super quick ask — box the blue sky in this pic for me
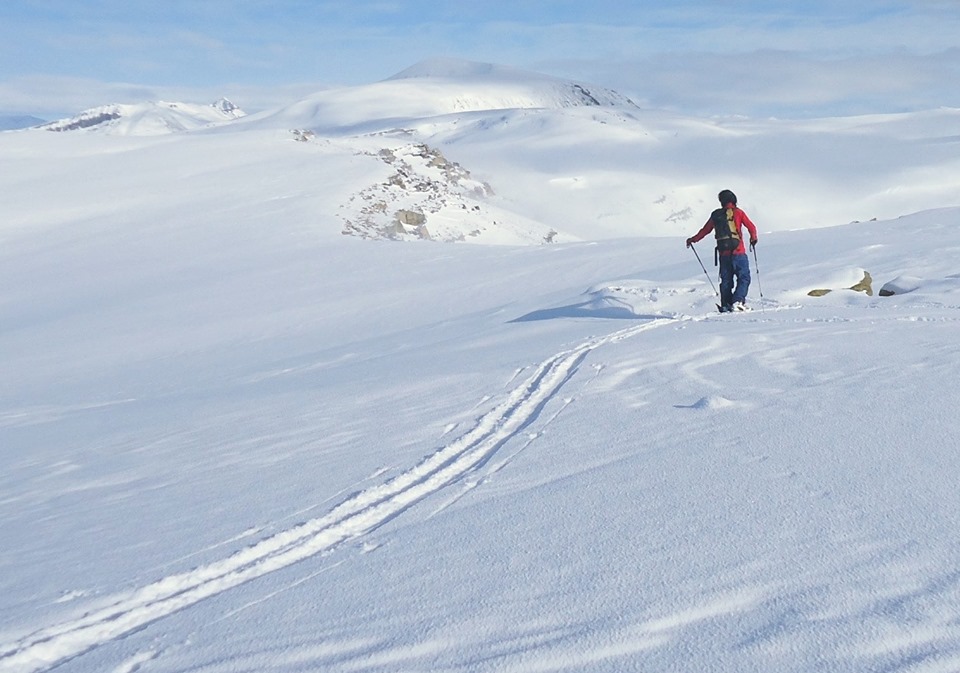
[2,0,959,118]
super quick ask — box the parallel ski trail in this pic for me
[0,316,681,673]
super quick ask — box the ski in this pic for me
[716,303,752,313]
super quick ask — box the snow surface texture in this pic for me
[2,59,960,672]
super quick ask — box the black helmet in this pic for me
[718,189,737,206]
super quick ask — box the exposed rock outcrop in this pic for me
[339,142,500,242]
[808,271,873,297]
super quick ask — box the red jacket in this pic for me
[689,206,758,255]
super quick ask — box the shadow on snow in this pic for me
[509,300,658,323]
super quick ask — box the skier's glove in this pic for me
[750,239,758,250]
[686,238,694,248]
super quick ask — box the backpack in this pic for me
[711,207,741,253]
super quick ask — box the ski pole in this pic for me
[689,243,718,296]
[751,243,764,299]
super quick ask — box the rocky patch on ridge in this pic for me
[337,140,560,244]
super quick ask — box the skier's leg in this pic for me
[718,255,735,309]
[732,254,751,305]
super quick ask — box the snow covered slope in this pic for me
[2,60,960,673]
[38,98,245,135]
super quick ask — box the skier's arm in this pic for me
[740,211,759,244]
[686,219,714,247]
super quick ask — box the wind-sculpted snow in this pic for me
[0,317,681,673]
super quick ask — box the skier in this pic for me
[686,189,759,312]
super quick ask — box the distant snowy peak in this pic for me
[40,99,246,135]
[211,97,243,116]
[385,58,638,110]
[248,59,638,133]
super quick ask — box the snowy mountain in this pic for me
[232,59,647,243]
[38,97,245,135]
[2,59,960,673]
[246,57,639,134]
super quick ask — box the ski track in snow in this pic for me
[0,316,685,673]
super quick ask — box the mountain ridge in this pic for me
[38,98,245,135]
[240,58,640,135]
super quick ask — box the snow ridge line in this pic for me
[0,316,680,673]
